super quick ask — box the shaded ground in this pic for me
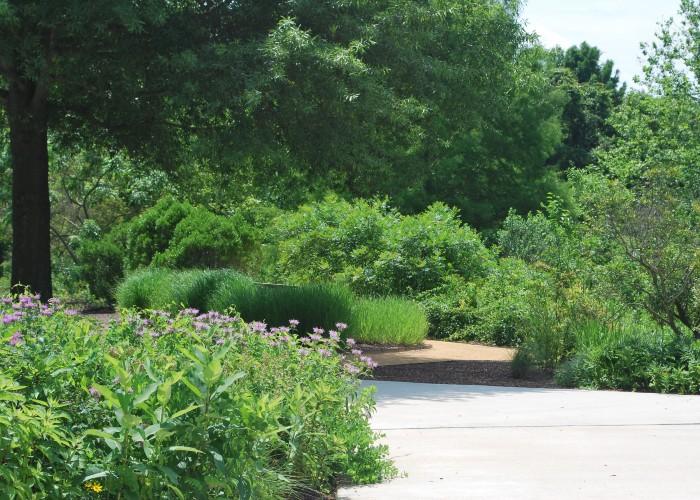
[370,360,556,388]
[361,339,553,388]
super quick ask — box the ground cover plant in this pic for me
[0,293,395,498]
[116,269,428,345]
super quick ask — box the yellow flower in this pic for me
[84,481,104,493]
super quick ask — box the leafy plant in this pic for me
[1,294,395,497]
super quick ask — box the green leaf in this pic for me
[135,382,159,405]
[170,403,200,419]
[211,371,245,399]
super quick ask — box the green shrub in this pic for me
[124,196,193,269]
[152,208,252,269]
[366,203,493,296]
[456,258,553,346]
[271,196,393,286]
[417,276,477,339]
[77,238,124,303]
[270,197,493,296]
[1,294,395,497]
[553,320,700,393]
[123,197,253,271]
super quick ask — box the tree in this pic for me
[549,42,625,170]
[0,1,200,298]
[1,0,561,296]
[0,0,391,297]
[573,1,700,338]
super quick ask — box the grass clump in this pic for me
[352,297,429,345]
[116,269,428,345]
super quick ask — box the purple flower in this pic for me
[312,327,325,335]
[48,297,61,306]
[215,338,225,345]
[360,356,377,368]
[351,349,363,356]
[65,309,78,316]
[249,321,268,332]
[309,333,322,342]
[328,330,340,341]
[344,363,361,375]
[2,314,15,325]
[318,348,332,357]
[346,338,356,347]
[88,386,101,401]
[8,331,23,346]
[299,348,310,356]
[289,319,300,327]
[193,321,208,331]
[335,322,348,331]
[1,297,12,305]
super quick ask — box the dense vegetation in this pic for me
[0,294,394,497]
[3,1,700,496]
[0,8,699,493]
[116,268,429,345]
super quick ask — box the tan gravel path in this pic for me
[362,340,515,366]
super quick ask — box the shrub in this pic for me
[123,197,253,271]
[554,319,700,393]
[0,294,395,497]
[152,208,253,269]
[417,276,477,339]
[124,196,193,269]
[271,196,393,286]
[76,238,124,303]
[365,203,493,296]
[269,197,493,297]
[455,258,553,346]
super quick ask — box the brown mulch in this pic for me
[368,360,557,388]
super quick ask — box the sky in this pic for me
[522,0,682,86]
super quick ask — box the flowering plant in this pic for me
[0,294,393,498]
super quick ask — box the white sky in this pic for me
[522,0,682,85]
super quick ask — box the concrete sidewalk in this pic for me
[338,381,700,500]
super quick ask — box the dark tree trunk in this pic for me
[7,79,52,300]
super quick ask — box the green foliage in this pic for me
[0,294,395,497]
[270,196,493,297]
[124,197,254,271]
[417,276,476,339]
[124,197,193,270]
[548,42,625,170]
[116,268,428,345]
[455,258,554,346]
[555,321,700,393]
[352,297,429,346]
[76,238,124,303]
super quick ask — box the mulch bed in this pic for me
[368,360,558,388]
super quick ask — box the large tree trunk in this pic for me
[7,79,52,300]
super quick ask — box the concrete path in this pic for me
[338,381,700,500]
[363,340,515,366]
